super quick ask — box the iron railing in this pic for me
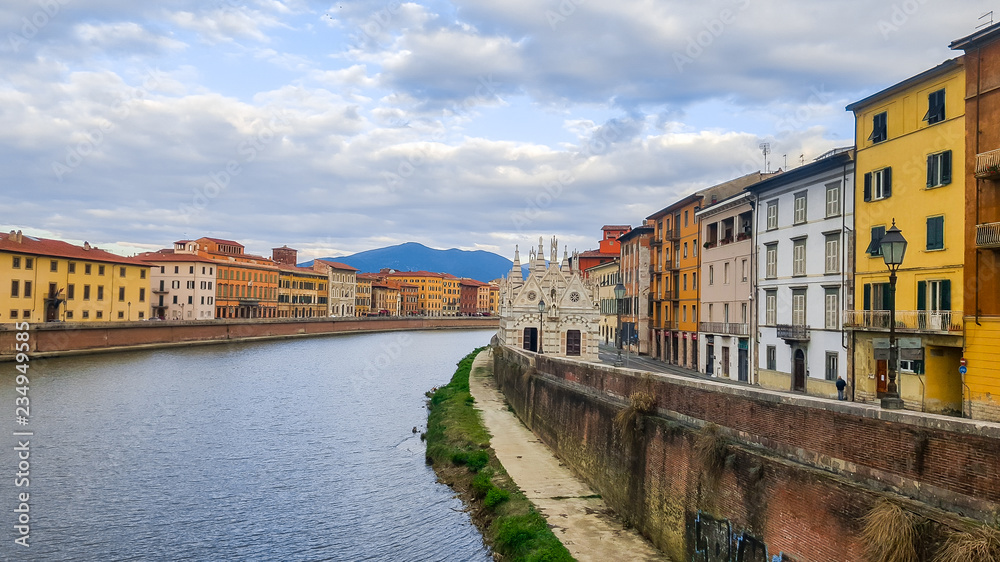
[842,310,963,333]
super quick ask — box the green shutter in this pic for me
[864,172,872,202]
[917,281,926,310]
[927,154,934,187]
[941,280,951,311]
[882,283,891,311]
[942,150,952,185]
[884,167,892,198]
[863,284,871,311]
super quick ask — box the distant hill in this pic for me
[301,242,520,283]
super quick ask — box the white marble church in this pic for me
[497,237,601,361]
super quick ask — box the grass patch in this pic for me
[934,524,1000,562]
[860,499,920,562]
[426,348,574,561]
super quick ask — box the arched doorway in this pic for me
[793,349,806,392]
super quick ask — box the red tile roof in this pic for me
[135,249,216,264]
[276,263,326,276]
[601,225,631,231]
[0,231,148,266]
[315,259,358,271]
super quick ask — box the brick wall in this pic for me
[494,345,998,560]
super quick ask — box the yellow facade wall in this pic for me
[964,318,1000,421]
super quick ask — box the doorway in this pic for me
[566,330,581,356]
[738,342,749,382]
[706,343,714,375]
[876,359,888,394]
[523,327,538,352]
[793,349,806,391]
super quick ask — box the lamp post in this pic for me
[879,219,908,409]
[537,298,545,354]
[614,283,626,366]
[128,301,131,321]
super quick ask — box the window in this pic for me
[917,279,951,312]
[10,280,19,298]
[825,352,838,381]
[863,282,891,311]
[924,89,945,124]
[188,296,193,305]
[683,305,687,322]
[708,303,714,321]
[765,244,777,279]
[709,265,714,285]
[869,111,887,143]
[724,262,730,284]
[793,192,807,224]
[190,266,195,274]
[693,238,698,257]
[96,311,103,319]
[12,257,20,268]
[84,285,91,300]
[23,282,31,298]
[867,226,886,256]
[863,168,892,201]
[693,272,697,289]
[119,267,126,277]
[683,242,688,258]
[85,263,92,275]
[82,310,89,319]
[25,258,33,270]
[926,216,944,250]
[765,290,776,326]
[139,311,144,319]
[98,265,105,275]
[792,289,806,326]
[119,287,126,301]
[172,295,178,304]
[175,266,179,274]
[67,285,74,300]
[684,210,689,227]
[793,239,806,276]
[766,201,778,230]
[825,234,840,274]
[766,346,776,371]
[926,151,952,188]
[140,269,146,279]
[118,311,125,319]
[9,310,16,319]
[741,303,747,323]
[50,260,58,272]
[723,303,729,324]
[826,183,841,217]
[825,288,839,329]
[97,286,104,301]
[741,259,747,282]
[683,274,688,291]
[68,262,76,273]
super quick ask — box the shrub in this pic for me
[471,470,493,499]
[860,499,920,562]
[466,450,489,472]
[484,487,510,509]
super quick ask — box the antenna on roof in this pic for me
[759,142,771,173]
[978,11,994,29]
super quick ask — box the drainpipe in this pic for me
[751,192,759,385]
[975,45,982,327]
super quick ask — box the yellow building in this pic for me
[845,58,966,415]
[355,274,375,317]
[1,230,150,323]
[275,265,328,318]
[386,271,447,316]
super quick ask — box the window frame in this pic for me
[766,200,778,230]
[792,238,806,276]
[824,288,839,330]
[869,111,887,143]
[765,243,777,279]
[825,183,841,218]
[825,233,840,274]
[924,89,945,125]
[926,150,952,188]
[793,192,807,225]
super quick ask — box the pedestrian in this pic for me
[836,376,847,401]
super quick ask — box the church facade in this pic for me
[498,237,601,361]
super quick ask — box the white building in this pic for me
[498,237,600,361]
[696,192,754,381]
[314,259,357,317]
[137,249,218,320]
[747,148,855,397]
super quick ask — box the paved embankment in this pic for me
[469,351,668,562]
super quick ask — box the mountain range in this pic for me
[301,242,521,282]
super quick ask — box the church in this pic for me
[497,237,601,361]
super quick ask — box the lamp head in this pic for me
[538,298,546,313]
[614,283,626,299]
[880,219,907,267]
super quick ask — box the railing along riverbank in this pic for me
[0,316,499,360]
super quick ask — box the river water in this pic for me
[1,329,496,561]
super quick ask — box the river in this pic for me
[1,329,496,561]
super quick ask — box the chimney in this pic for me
[83,241,91,250]
[16,230,22,243]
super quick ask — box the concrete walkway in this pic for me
[469,351,668,562]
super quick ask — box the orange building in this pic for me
[173,238,278,319]
[271,246,327,319]
[371,280,401,316]
[647,173,772,366]
[574,225,631,277]
[386,271,453,316]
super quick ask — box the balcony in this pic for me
[975,148,1000,179]
[664,229,681,242]
[650,238,663,247]
[665,260,679,271]
[699,322,749,336]
[977,222,1000,249]
[842,310,963,334]
[776,324,810,342]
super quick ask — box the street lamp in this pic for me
[614,283,626,366]
[537,298,545,354]
[128,301,131,321]
[879,219,907,409]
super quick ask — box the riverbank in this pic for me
[0,316,497,361]
[425,348,573,561]
[469,351,668,561]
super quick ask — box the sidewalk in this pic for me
[469,350,668,562]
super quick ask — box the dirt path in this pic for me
[469,351,669,562]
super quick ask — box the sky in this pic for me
[0,0,992,262]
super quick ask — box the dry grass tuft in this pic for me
[934,525,1000,562]
[860,500,920,562]
[613,390,657,438]
[693,423,728,478]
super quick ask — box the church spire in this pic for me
[509,245,523,285]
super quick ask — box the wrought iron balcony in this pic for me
[650,238,663,247]
[976,148,1000,179]
[699,322,749,336]
[664,229,681,242]
[977,222,1000,249]
[842,310,963,334]
[776,324,810,342]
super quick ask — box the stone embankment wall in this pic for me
[0,317,498,359]
[494,345,1000,561]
